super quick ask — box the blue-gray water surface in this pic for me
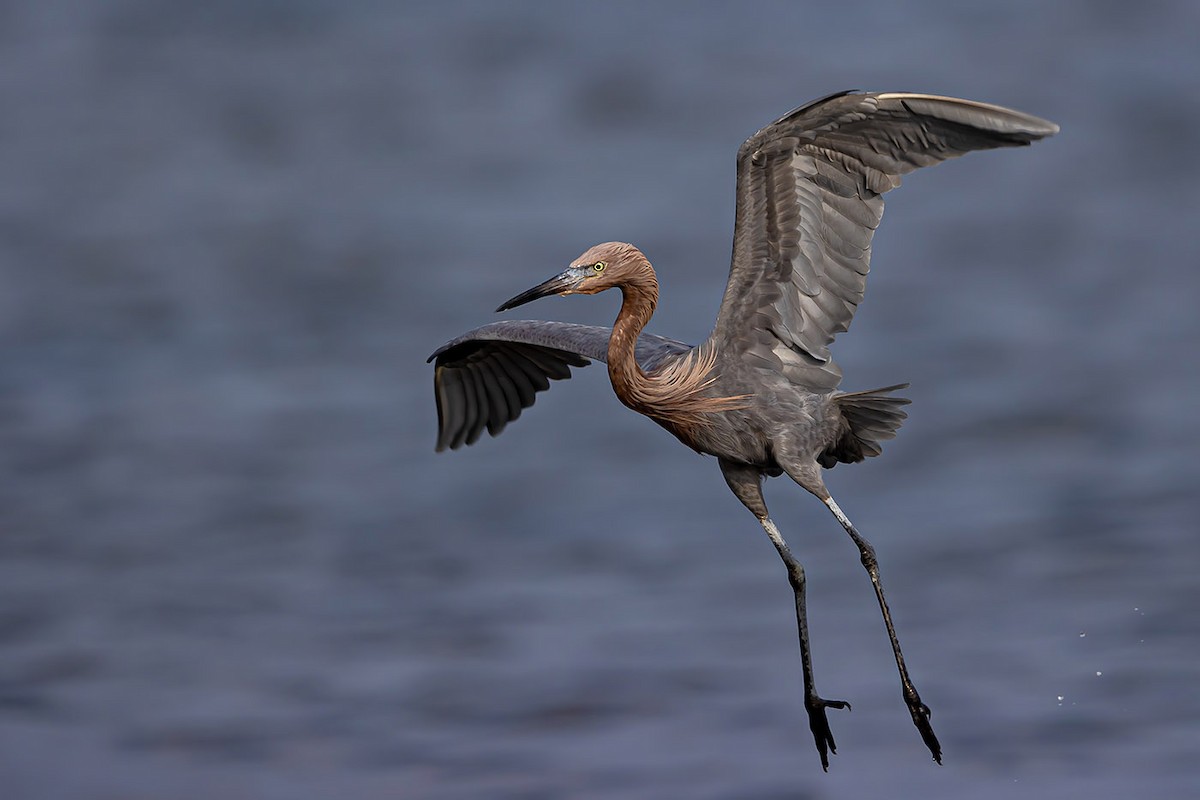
[2,1,1197,798]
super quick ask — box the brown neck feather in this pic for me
[606,261,747,429]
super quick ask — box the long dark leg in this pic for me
[820,491,942,764]
[720,459,849,771]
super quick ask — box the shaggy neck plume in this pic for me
[605,256,746,429]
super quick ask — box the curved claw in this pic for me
[805,697,851,771]
[907,699,942,764]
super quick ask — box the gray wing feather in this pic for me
[428,320,691,450]
[712,91,1058,390]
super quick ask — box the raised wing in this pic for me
[428,320,691,450]
[711,91,1058,390]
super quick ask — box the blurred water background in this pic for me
[2,1,1198,798]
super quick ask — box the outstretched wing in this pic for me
[711,91,1058,390]
[428,320,691,451]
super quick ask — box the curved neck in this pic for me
[607,268,659,412]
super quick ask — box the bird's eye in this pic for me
[593,261,607,272]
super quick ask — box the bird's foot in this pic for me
[905,695,942,764]
[805,695,851,771]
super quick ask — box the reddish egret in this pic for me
[428,91,1057,769]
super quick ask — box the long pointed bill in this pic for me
[495,268,584,312]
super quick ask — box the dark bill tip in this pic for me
[495,270,577,312]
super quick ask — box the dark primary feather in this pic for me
[428,320,691,450]
[712,91,1060,391]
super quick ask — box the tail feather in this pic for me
[820,383,911,468]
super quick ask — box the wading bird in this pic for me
[428,91,1057,769]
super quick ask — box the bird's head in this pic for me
[496,242,650,312]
